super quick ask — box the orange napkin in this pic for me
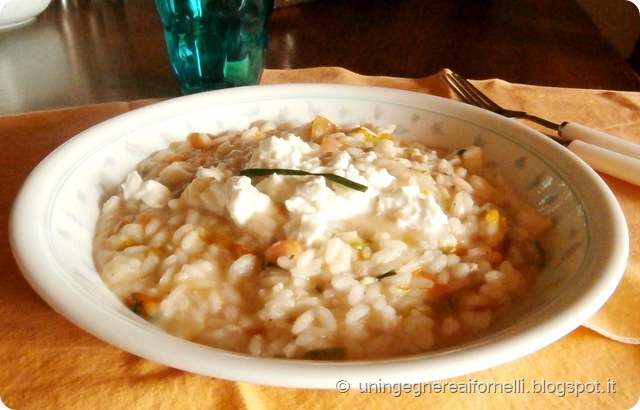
[1,68,638,409]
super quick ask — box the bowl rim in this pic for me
[9,83,629,389]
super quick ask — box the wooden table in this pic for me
[0,0,639,115]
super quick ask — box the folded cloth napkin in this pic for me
[1,68,638,409]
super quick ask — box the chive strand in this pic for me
[239,168,368,192]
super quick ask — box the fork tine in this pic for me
[444,75,473,105]
[444,72,562,131]
[446,72,501,112]
[444,73,476,104]
[443,72,475,103]
[453,73,501,111]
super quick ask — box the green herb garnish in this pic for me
[239,168,368,192]
[376,270,397,280]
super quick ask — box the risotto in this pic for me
[94,116,551,360]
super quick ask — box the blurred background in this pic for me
[0,0,638,115]
[576,0,639,63]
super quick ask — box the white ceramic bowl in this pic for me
[0,0,51,29]
[10,84,628,389]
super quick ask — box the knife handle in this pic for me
[567,140,640,186]
[559,122,640,160]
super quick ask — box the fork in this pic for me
[443,71,640,186]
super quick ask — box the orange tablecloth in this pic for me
[1,68,638,409]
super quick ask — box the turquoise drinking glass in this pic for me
[155,0,275,94]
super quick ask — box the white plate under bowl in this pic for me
[10,84,628,389]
